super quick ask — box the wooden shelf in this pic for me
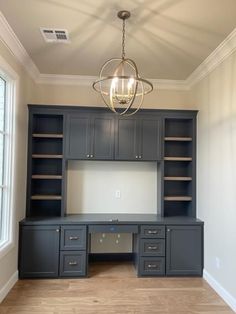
[164,196,192,201]
[165,137,192,141]
[31,195,62,200]
[32,133,63,138]
[164,177,192,181]
[164,157,192,161]
[32,175,62,179]
[32,154,63,159]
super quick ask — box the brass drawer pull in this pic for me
[148,246,157,250]
[69,261,78,266]
[147,264,157,268]
[69,236,79,240]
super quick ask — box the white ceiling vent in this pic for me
[40,28,70,43]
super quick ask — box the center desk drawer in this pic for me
[88,225,138,234]
[61,225,86,250]
[140,225,165,238]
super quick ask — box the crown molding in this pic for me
[187,27,236,87]
[36,74,98,86]
[0,11,40,81]
[36,74,188,90]
[151,79,189,91]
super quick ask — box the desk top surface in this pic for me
[20,214,203,225]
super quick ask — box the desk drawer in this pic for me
[88,224,138,234]
[60,251,86,277]
[140,239,165,256]
[139,257,165,276]
[61,226,86,250]
[140,225,165,238]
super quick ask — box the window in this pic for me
[0,58,16,256]
[0,76,6,242]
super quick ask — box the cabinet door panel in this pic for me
[92,116,114,159]
[19,225,60,278]
[140,117,161,160]
[166,225,203,276]
[115,118,138,160]
[66,115,90,159]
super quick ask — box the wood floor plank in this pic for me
[0,262,234,314]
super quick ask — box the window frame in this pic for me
[0,55,18,259]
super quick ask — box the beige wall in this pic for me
[67,161,159,215]
[192,51,236,300]
[0,41,36,294]
[33,83,193,109]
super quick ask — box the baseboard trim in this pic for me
[0,270,18,303]
[203,269,236,312]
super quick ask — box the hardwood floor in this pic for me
[0,262,234,314]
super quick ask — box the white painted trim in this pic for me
[151,79,189,91]
[0,54,18,259]
[0,11,40,81]
[36,74,188,90]
[36,74,98,86]
[0,271,18,303]
[187,27,236,87]
[203,270,236,313]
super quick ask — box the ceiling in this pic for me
[0,0,236,80]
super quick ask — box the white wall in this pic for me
[192,51,236,303]
[67,161,159,214]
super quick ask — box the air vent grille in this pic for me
[40,28,70,43]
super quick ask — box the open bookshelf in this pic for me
[27,113,64,217]
[163,117,196,217]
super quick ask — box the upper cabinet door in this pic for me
[115,115,161,161]
[91,115,114,160]
[66,114,90,159]
[66,113,115,160]
[115,118,139,160]
[139,116,161,161]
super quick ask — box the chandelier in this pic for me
[92,10,153,116]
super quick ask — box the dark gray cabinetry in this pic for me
[115,115,161,161]
[66,113,114,160]
[60,251,86,277]
[27,112,64,217]
[59,225,87,277]
[163,116,196,217]
[19,225,60,278]
[138,225,165,276]
[166,225,203,276]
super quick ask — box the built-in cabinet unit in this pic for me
[115,115,161,161]
[166,225,203,275]
[163,115,196,217]
[20,105,202,279]
[66,113,115,160]
[19,225,60,278]
[27,111,65,217]
[138,225,166,276]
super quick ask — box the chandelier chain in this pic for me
[122,19,126,59]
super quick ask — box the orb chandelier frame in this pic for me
[92,10,153,116]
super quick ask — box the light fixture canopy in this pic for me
[93,10,153,116]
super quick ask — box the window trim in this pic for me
[0,55,18,259]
